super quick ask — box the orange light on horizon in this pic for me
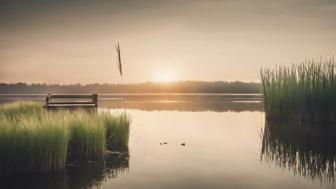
[155,73,174,82]
[153,69,177,82]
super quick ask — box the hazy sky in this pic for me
[1,0,336,84]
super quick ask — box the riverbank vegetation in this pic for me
[0,101,130,176]
[260,57,336,122]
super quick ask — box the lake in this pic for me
[0,94,334,189]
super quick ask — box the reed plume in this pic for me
[116,42,122,76]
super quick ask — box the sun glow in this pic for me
[154,70,176,82]
[155,73,174,82]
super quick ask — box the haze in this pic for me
[1,0,336,84]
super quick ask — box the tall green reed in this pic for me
[0,101,130,175]
[260,57,336,122]
[0,111,69,175]
[101,111,130,151]
[67,111,106,161]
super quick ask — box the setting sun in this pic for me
[155,73,174,82]
[153,69,176,82]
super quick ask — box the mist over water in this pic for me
[0,95,334,189]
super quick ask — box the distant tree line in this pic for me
[0,81,261,94]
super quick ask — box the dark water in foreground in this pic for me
[0,94,335,189]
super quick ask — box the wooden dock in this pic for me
[44,93,98,109]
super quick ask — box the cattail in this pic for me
[115,42,126,111]
[116,42,122,76]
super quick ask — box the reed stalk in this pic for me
[260,57,336,122]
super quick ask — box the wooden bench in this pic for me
[45,93,98,108]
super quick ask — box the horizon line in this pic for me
[0,80,261,85]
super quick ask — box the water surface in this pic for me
[0,94,334,189]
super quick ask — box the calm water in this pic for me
[0,94,334,189]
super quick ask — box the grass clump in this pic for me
[0,101,130,175]
[0,112,69,175]
[68,112,106,161]
[0,101,45,121]
[260,57,336,122]
[101,112,131,151]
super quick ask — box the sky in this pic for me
[1,0,336,84]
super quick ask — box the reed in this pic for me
[260,57,336,122]
[101,111,131,151]
[0,112,69,175]
[0,101,45,121]
[67,111,106,161]
[0,101,130,175]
